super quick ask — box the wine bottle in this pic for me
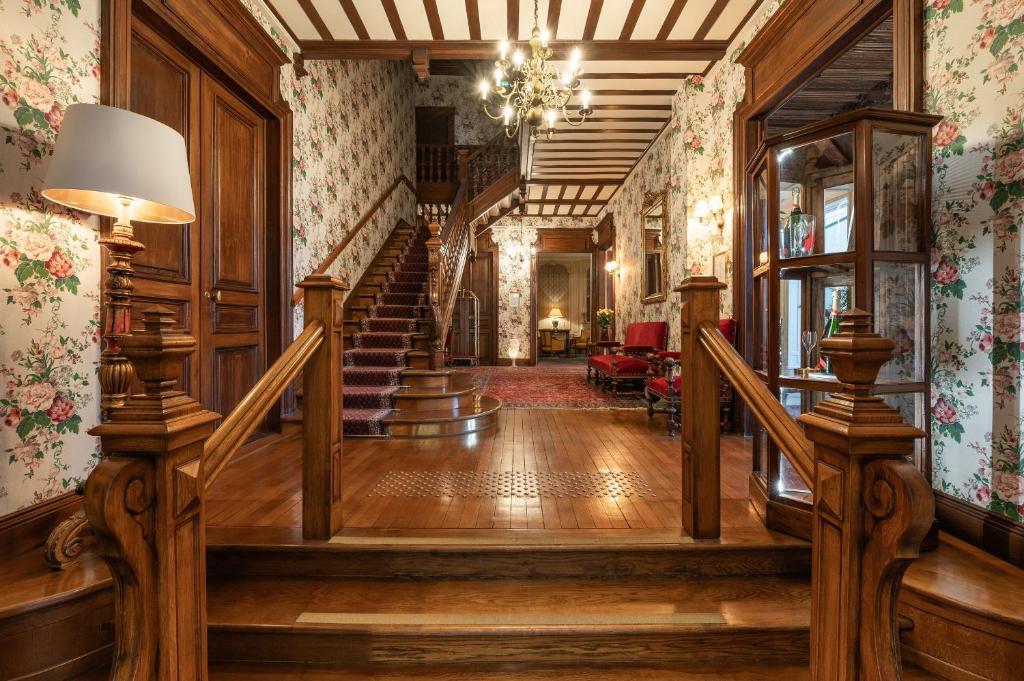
[820,289,843,374]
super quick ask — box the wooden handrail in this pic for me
[291,175,414,305]
[204,320,325,487]
[697,320,814,488]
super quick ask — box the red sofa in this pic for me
[587,321,669,395]
[645,319,736,436]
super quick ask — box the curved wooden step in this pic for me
[383,395,501,438]
[392,385,478,411]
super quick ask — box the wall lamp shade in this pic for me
[42,104,196,224]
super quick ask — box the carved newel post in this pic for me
[426,219,445,369]
[797,310,933,681]
[298,274,348,539]
[676,276,727,539]
[85,307,219,681]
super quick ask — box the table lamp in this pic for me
[548,307,563,330]
[42,103,196,414]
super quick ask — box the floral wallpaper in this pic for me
[602,1,783,351]
[925,0,1024,522]
[242,0,416,334]
[413,75,495,146]
[490,226,537,360]
[0,0,103,514]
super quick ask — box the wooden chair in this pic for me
[586,321,668,395]
[644,318,737,435]
[569,327,590,357]
[538,329,566,356]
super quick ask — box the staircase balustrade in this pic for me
[83,273,348,680]
[678,275,934,681]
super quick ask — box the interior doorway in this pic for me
[536,253,592,365]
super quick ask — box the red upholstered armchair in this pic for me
[587,321,669,395]
[645,319,736,436]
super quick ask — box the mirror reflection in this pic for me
[641,190,668,303]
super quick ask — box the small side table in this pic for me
[591,340,620,356]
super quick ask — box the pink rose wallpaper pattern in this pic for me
[0,0,103,514]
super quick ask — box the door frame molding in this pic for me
[100,0,293,427]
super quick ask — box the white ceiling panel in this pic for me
[670,0,716,39]
[556,0,590,40]
[592,0,629,40]
[706,0,758,40]
[631,1,674,39]
[578,77,685,90]
[351,0,394,39]
[478,0,508,39]
[400,1,433,40]
[436,0,471,40]
[310,0,356,39]
[519,0,552,40]
[269,0,320,40]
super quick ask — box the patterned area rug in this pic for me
[469,364,645,409]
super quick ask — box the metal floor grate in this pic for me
[368,470,656,499]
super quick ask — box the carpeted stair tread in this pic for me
[342,408,393,436]
[351,332,414,349]
[376,293,426,306]
[361,318,419,333]
[370,304,426,318]
[343,367,403,386]
[344,348,410,367]
[344,386,400,410]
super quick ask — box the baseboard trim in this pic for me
[934,491,1024,569]
[0,491,82,556]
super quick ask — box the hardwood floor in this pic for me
[207,408,759,533]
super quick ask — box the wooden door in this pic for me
[471,249,496,365]
[127,20,202,398]
[199,73,267,419]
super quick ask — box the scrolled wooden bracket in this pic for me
[43,508,92,569]
[859,457,934,681]
[84,456,158,681]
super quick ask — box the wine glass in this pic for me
[801,331,818,376]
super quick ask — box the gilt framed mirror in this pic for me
[641,190,668,304]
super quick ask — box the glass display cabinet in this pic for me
[745,108,939,507]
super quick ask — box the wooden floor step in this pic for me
[74,662,946,680]
[206,575,811,668]
[383,395,501,437]
[391,385,477,411]
[205,528,811,580]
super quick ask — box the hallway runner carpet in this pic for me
[342,227,429,436]
[469,365,644,409]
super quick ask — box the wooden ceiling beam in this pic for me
[339,0,369,40]
[298,39,728,61]
[296,0,331,40]
[620,0,646,40]
[528,179,623,185]
[694,0,729,40]
[508,0,519,40]
[657,0,688,41]
[381,0,407,40]
[466,0,481,40]
[583,0,603,41]
[547,0,562,36]
[527,199,607,206]
[423,0,444,40]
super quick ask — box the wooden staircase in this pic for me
[204,531,815,674]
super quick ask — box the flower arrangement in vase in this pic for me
[596,307,614,341]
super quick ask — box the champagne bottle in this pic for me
[820,289,843,374]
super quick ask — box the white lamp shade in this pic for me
[42,104,196,224]
[547,308,563,318]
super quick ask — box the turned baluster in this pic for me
[798,310,933,681]
[85,307,219,681]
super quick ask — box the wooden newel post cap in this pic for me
[818,309,895,397]
[297,273,350,291]
[674,275,727,293]
[120,306,195,399]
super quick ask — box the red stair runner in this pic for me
[342,227,429,436]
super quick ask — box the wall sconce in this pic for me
[694,194,725,231]
[605,260,619,274]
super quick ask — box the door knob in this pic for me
[204,289,222,302]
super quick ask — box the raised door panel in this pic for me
[472,250,496,365]
[127,19,201,398]
[199,73,266,419]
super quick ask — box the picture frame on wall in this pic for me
[713,251,729,283]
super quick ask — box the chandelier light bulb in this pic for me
[570,48,582,69]
[512,50,524,67]
[545,109,557,129]
[503,106,513,125]
[499,41,509,59]
[493,66,504,85]
[580,90,592,113]
[561,71,572,87]
[479,80,490,99]
[541,28,550,46]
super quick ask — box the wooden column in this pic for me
[797,310,933,681]
[298,274,348,540]
[426,219,445,369]
[85,307,219,681]
[676,276,726,539]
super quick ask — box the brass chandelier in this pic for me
[478,0,593,139]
